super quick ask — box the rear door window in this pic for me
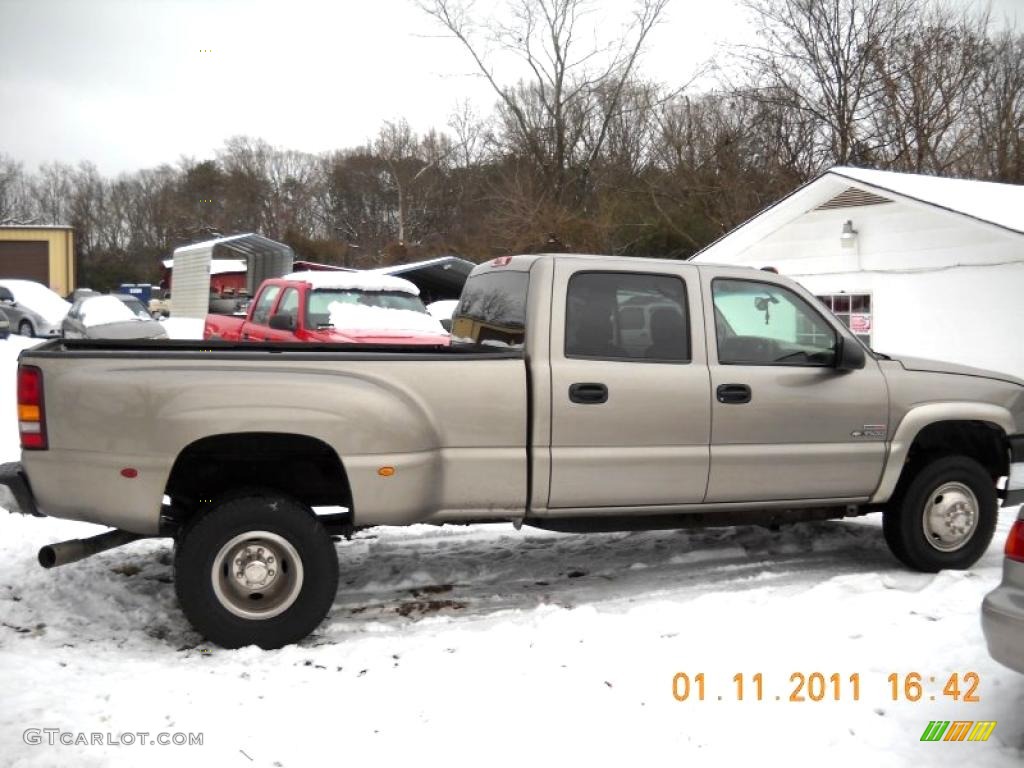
[565,272,690,362]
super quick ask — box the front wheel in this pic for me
[174,492,339,649]
[18,320,33,337]
[883,455,998,572]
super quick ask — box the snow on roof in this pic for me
[172,233,293,260]
[210,259,247,275]
[162,258,248,275]
[830,167,1024,235]
[693,166,1024,263]
[282,270,420,295]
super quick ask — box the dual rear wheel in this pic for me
[174,492,339,649]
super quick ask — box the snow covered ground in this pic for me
[0,336,1020,767]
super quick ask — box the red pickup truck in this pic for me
[203,271,450,344]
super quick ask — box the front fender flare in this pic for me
[870,402,1014,503]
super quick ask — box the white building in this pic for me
[692,167,1024,379]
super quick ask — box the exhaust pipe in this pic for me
[38,529,144,569]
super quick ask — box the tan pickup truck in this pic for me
[3,254,1023,649]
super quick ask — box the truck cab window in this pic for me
[451,271,529,349]
[712,278,837,366]
[250,285,281,326]
[565,272,689,362]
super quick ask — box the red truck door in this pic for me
[242,284,282,341]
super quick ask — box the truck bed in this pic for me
[19,337,529,534]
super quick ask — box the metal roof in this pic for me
[368,256,476,302]
[173,233,295,262]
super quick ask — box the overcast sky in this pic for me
[0,0,1019,175]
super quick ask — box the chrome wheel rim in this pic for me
[211,531,304,619]
[922,482,979,552]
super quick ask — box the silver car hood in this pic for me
[891,354,1024,388]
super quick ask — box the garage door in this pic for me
[0,241,50,284]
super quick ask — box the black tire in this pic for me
[882,455,998,572]
[174,491,339,649]
[18,320,33,337]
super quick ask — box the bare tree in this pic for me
[417,0,670,205]
[870,4,988,173]
[31,162,74,224]
[0,155,34,225]
[447,101,490,168]
[967,28,1024,182]
[264,149,320,240]
[738,0,920,167]
[67,162,107,254]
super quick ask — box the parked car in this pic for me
[69,288,100,302]
[204,271,449,344]
[62,294,168,340]
[982,500,1024,673]
[0,279,71,337]
[1,254,1022,649]
[148,288,171,318]
[0,308,10,339]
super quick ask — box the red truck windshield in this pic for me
[307,289,429,329]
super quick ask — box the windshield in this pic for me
[116,296,153,320]
[307,289,428,329]
[80,295,139,327]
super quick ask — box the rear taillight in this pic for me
[1006,520,1024,563]
[17,364,47,450]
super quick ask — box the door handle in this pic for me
[569,382,608,404]
[716,383,752,404]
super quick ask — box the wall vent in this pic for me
[815,187,893,210]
